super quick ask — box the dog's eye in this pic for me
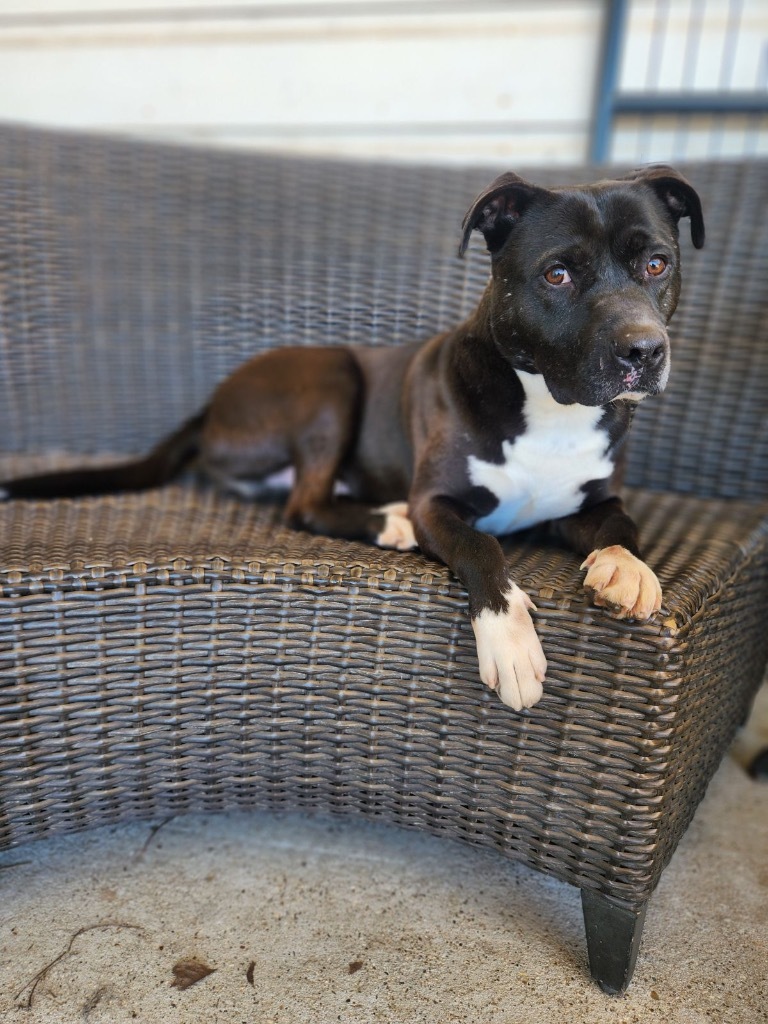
[646,256,667,277]
[544,265,571,286]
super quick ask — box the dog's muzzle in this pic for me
[611,324,670,396]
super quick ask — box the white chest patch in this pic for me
[468,370,614,536]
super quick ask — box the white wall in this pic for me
[0,0,602,164]
[0,0,765,165]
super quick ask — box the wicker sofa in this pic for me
[1,123,766,995]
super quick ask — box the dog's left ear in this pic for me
[459,172,547,257]
[627,165,705,249]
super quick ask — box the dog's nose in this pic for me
[613,330,667,370]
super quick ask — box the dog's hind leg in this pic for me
[283,451,416,551]
[201,345,416,550]
[372,502,417,551]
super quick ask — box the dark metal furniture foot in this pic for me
[748,746,768,778]
[581,889,648,995]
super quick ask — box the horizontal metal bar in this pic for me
[613,92,768,116]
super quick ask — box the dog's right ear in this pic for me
[459,172,545,258]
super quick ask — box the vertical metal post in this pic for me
[591,0,630,163]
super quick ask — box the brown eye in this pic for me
[646,256,667,277]
[544,265,571,286]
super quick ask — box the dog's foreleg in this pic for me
[580,546,662,620]
[554,497,662,620]
[411,495,547,711]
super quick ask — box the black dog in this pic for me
[1,165,704,711]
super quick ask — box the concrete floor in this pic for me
[2,688,767,1024]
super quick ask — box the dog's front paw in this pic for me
[375,502,418,551]
[471,584,547,711]
[581,545,662,620]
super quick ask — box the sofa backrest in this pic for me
[0,125,765,500]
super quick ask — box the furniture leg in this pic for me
[581,888,648,995]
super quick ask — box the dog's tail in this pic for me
[0,409,207,501]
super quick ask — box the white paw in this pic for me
[375,502,418,551]
[581,545,662,620]
[471,584,547,711]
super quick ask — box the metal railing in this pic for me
[592,0,768,163]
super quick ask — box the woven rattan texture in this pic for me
[1,126,767,912]
[0,125,766,498]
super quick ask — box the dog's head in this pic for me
[459,165,704,406]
